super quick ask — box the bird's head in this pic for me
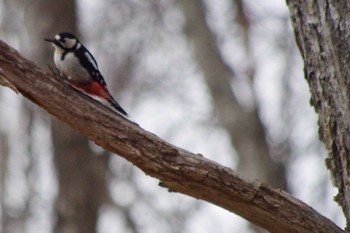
[45,32,80,51]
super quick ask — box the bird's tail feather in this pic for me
[107,96,128,116]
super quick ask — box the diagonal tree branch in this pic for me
[0,39,343,233]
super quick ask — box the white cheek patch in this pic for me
[65,38,77,48]
[55,35,61,40]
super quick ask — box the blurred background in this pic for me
[0,0,345,232]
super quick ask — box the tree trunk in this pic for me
[22,0,109,232]
[287,0,350,228]
[178,0,287,190]
[52,129,108,233]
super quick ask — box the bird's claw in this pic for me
[48,64,61,78]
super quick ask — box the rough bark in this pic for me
[287,0,350,228]
[179,0,287,189]
[0,40,343,233]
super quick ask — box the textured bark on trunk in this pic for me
[287,0,350,228]
[0,39,343,233]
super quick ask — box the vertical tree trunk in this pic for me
[287,0,350,227]
[52,129,108,233]
[23,0,109,232]
[178,0,286,190]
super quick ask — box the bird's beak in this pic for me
[44,38,61,48]
[44,38,55,43]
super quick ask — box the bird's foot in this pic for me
[48,64,62,78]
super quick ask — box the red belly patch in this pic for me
[70,82,109,99]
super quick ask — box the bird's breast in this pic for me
[54,51,91,83]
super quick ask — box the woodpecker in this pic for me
[45,32,127,116]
